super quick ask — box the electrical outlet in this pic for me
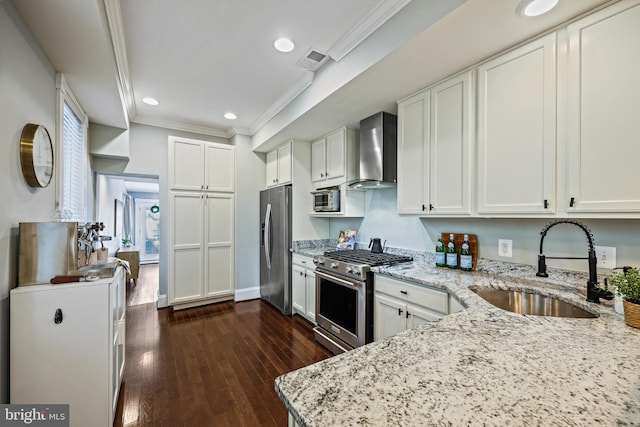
[498,239,513,258]
[594,246,616,269]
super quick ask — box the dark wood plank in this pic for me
[114,269,332,427]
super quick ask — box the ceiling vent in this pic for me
[296,48,330,71]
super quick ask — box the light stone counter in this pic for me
[275,250,640,426]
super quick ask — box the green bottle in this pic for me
[446,233,457,269]
[460,234,473,272]
[435,233,446,267]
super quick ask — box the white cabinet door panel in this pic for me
[170,139,204,190]
[326,129,346,180]
[374,294,406,341]
[277,142,292,185]
[311,139,326,182]
[397,92,429,214]
[477,34,556,214]
[430,72,472,215]
[567,3,640,212]
[306,270,316,322]
[205,143,234,192]
[292,265,306,314]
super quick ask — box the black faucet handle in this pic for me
[536,254,549,278]
[613,266,633,274]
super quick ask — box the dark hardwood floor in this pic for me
[114,279,333,426]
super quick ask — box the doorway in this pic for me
[135,199,160,263]
[95,172,160,305]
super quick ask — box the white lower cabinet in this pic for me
[374,274,461,341]
[291,254,316,323]
[10,268,126,427]
[169,191,235,307]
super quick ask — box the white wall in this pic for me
[0,0,60,402]
[232,134,266,292]
[94,175,126,256]
[331,188,640,274]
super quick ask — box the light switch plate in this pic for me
[498,239,513,257]
[594,246,616,269]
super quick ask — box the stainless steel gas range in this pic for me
[313,249,413,354]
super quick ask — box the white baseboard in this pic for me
[234,286,260,302]
[157,293,168,308]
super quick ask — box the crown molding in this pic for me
[327,0,412,61]
[103,0,136,122]
[132,115,233,138]
[249,70,315,135]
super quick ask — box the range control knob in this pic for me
[330,262,339,269]
[313,258,325,266]
[352,269,362,276]
[346,266,354,274]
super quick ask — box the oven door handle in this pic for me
[315,270,363,288]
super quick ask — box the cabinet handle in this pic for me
[320,173,325,178]
[206,185,209,190]
[544,199,548,209]
[54,308,63,324]
[201,184,204,190]
[398,308,403,316]
[569,197,575,208]
[429,204,434,211]
[400,290,408,295]
[422,204,426,211]
[406,310,410,319]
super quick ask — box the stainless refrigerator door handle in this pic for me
[264,203,272,269]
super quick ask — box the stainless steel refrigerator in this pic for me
[260,185,292,315]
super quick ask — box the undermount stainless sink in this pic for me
[471,288,597,318]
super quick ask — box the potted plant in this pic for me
[121,236,133,248]
[608,267,640,329]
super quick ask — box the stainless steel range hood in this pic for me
[348,112,397,189]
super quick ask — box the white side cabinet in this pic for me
[291,254,316,323]
[397,71,473,215]
[311,127,358,188]
[10,268,126,427]
[374,274,462,341]
[565,1,640,213]
[169,136,234,192]
[266,141,292,187]
[476,33,557,215]
[168,137,235,308]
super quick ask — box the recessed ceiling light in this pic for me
[517,0,559,17]
[142,97,159,106]
[224,112,237,120]
[274,38,295,53]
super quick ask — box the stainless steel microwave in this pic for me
[312,187,340,212]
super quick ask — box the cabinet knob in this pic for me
[54,308,63,324]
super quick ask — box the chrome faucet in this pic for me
[536,219,613,304]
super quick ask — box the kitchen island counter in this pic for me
[275,253,640,426]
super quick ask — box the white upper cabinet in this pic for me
[205,143,235,192]
[397,90,429,214]
[477,33,557,215]
[397,71,473,215]
[566,1,640,213]
[310,127,358,188]
[169,137,235,192]
[266,141,292,187]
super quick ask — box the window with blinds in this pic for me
[60,99,86,220]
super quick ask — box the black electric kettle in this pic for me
[369,238,385,253]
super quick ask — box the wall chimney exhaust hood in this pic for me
[348,112,397,189]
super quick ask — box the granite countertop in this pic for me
[276,250,640,426]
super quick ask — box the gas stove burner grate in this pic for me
[323,249,413,266]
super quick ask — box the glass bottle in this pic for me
[446,233,457,269]
[460,234,473,272]
[435,233,446,267]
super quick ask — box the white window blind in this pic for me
[60,99,86,220]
